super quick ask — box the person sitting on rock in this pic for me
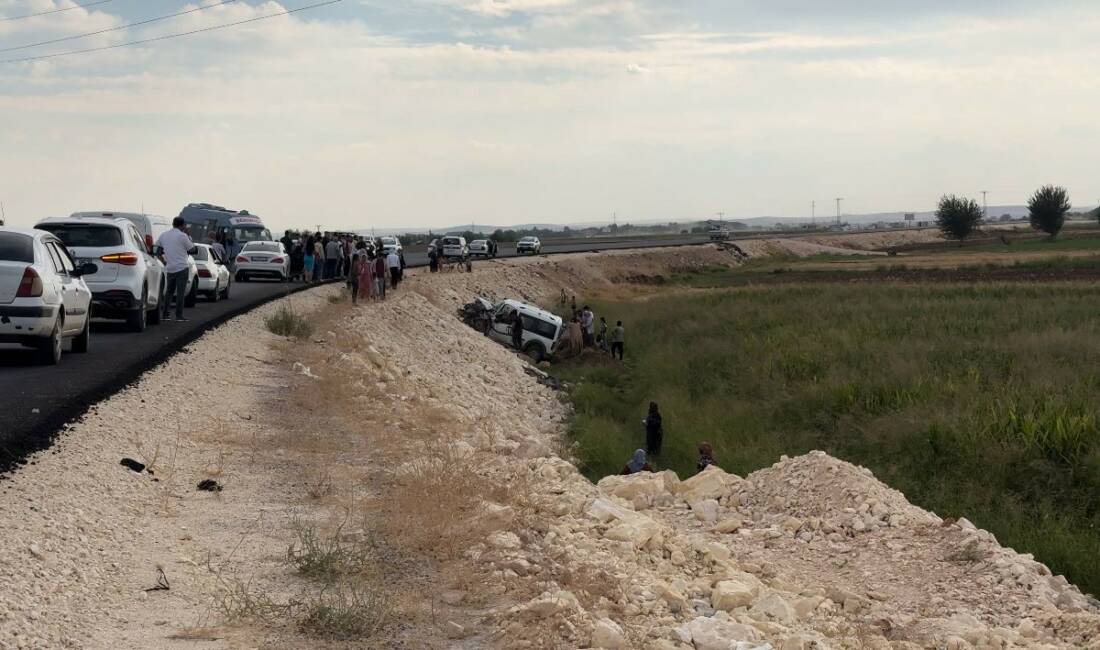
[696,441,717,473]
[621,449,653,475]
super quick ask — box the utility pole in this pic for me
[835,197,844,226]
[716,212,725,223]
[981,191,988,222]
[811,200,815,225]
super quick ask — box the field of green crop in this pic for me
[557,276,1100,596]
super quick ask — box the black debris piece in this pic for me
[120,458,146,473]
[197,479,223,492]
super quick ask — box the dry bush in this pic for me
[299,578,391,640]
[286,517,378,580]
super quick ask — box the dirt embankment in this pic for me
[1,242,1098,650]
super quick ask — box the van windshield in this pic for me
[230,226,271,243]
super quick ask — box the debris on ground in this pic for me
[196,479,223,492]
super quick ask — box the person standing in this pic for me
[511,312,524,351]
[156,217,197,322]
[313,236,325,283]
[609,320,625,360]
[428,247,439,273]
[373,251,387,299]
[325,237,341,280]
[359,248,376,301]
[386,248,401,289]
[597,316,609,352]
[209,234,227,263]
[581,306,595,347]
[303,236,316,283]
[644,402,663,457]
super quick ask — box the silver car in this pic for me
[36,216,167,331]
[0,228,95,365]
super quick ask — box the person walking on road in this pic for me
[644,401,663,456]
[609,320,625,360]
[386,248,401,289]
[325,237,341,280]
[303,236,316,283]
[359,247,376,301]
[313,237,325,283]
[156,217,197,322]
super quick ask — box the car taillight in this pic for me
[100,252,139,266]
[16,267,42,298]
[197,268,212,278]
[236,256,248,264]
[271,257,284,264]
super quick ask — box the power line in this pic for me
[0,0,239,54]
[0,0,344,65]
[0,0,113,23]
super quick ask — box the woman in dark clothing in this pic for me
[696,441,717,473]
[621,449,653,475]
[511,313,524,350]
[644,402,663,456]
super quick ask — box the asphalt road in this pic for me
[0,278,313,474]
[0,235,717,475]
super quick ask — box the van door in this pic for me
[488,304,515,344]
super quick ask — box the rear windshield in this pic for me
[193,246,210,261]
[38,224,123,248]
[0,233,34,262]
[380,237,397,245]
[442,237,461,245]
[243,242,280,253]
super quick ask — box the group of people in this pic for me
[347,241,404,304]
[559,295,625,360]
[281,233,406,287]
[620,402,718,477]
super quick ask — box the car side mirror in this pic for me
[73,262,98,277]
[151,245,163,256]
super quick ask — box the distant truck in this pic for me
[708,225,730,241]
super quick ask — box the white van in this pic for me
[486,299,562,362]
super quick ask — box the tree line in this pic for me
[936,185,1076,242]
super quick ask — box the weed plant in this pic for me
[558,280,1100,596]
[265,304,312,338]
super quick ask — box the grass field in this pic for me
[558,274,1100,596]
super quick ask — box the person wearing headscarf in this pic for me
[696,442,717,473]
[644,402,663,456]
[621,449,653,475]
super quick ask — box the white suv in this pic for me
[516,236,542,254]
[0,228,95,364]
[486,299,562,362]
[36,216,166,331]
[440,236,468,260]
[378,236,402,255]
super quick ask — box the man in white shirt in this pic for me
[386,250,401,289]
[156,217,197,321]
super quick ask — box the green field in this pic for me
[558,277,1100,596]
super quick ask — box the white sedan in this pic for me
[234,241,289,282]
[0,228,95,364]
[193,243,231,300]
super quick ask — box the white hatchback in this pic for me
[234,241,289,281]
[0,228,95,364]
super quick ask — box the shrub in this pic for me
[265,304,312,338]
[935,195,982,242]
[1028,185,1071,238]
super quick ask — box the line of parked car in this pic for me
[0,211,268,365]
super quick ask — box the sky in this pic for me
[1,0,1098,232]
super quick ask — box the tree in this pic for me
[935,195,982,242]
[1028,185,1071,238]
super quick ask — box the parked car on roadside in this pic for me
[440,236,468,261]
[516,236,542,255]
[486,298,562,362]
[193,243,231,301]
[0,228,96,364]
[468,239,497,258]
[36,215,168,331]
[71,211,173,253]
[379,236,402,255]
[235,241,289,281]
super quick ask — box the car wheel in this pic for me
[148,283,164,325]
[37,317,63,365]
[184,281,198,308]
[127,287,148,332]
[523,342,545,363]
[71,317,90,353]
[221,280,231,300]
[208,285,220,302]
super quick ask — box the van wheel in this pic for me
[523,342,545,363]
[72,317,90,353]
[127,287,148,332]
[37,317,63,365]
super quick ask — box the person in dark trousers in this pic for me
[609,320,625,360]
[621,449,653,475]
[511,313,524,350]
[644,402,663,456]
[156,217,197,322]
[696,441,717,473]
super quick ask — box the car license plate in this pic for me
[252,256,269,262]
